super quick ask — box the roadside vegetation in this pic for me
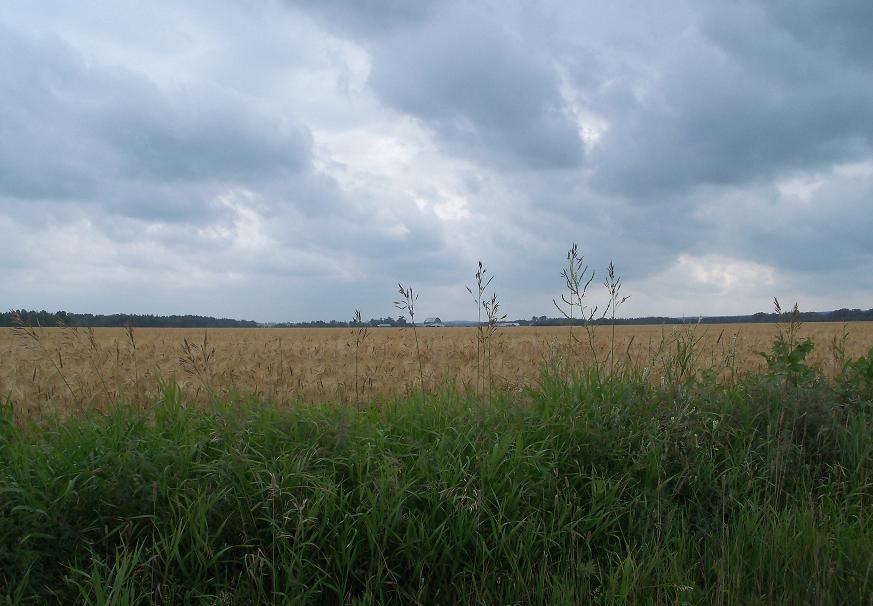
[3,250,873,603]
[2,320,872,603]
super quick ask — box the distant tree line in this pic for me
[525,308,873,326]
[710,308,873,324]
[0,310,258,328]
[3,308,871,330]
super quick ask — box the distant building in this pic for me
[423,317,445,327]
[376,323,392,327]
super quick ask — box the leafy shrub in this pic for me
[760,335,816,386]
[837,346,873,406]
[759,298,817,387]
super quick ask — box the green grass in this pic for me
[2,363,873,604]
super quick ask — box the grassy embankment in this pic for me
[3,328,873,604]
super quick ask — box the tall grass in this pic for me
[2,357,873,604]
[466,261,505,398]
[349,310,371,404]
[602,260,630,376]
[394,283,424,390]
[553,243,596,364]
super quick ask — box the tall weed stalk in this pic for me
[552,244,597,370]
[395,284,424,391]
[760,298,815,387]
[602,260,630,377]
[467,261,505,398]
[350,309,370,403]
[179,331,215,397]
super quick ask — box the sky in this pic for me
[1,1,871,322]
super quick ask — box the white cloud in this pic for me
[676,255,775,290]
[776,175,826,202]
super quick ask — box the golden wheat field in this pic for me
[2,322,873,416]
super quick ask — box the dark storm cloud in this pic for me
[285,0,438,36]
[0,5,469,319]
[756,0,873,65]
[587,3,873,197]
[292,0,872,210]
[0,23,312,215]
[367,7,584,170]
[689,172,873,277]
[101,92,312,183]
[296,2,585,170]
[0,26,111,200]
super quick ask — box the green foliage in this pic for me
[2,363,873,604]
[0,395,13,440]
[836,346,873,406]
[66,544,149,606]
[759,298,818,387]
[760,335,817,386]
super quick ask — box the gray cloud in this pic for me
[0,27,111,200]
[586,4,873,197]
[285,0,439,36]
[690,171,873,276]
[756,1,873,66]
[0,24,312,203]
[363,5,585,169]
[0,8,463,319]
[1,2,871,320]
